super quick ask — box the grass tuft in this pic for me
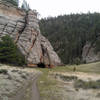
[74,79,100,89]
[0,69,8,74]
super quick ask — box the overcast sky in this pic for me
[23,0,100,18]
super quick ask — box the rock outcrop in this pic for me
[0,3,62,67]
[82,42,100,63]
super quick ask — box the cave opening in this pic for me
[37,63,46,68]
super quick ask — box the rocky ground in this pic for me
[0,64,41,100]
[1,62,100,100]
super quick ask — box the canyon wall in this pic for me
[0,3,62,67]
[82,42,100,63]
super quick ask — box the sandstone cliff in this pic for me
[82,42,100,63]
[0,3,62,67]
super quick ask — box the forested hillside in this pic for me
[39,13,100,64]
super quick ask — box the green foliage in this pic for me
[60,75,78,81]
[3,0,19,7]
[0,69,8,74]
[0,35,26,66]
[39,13,100,64]
[74,79,100,89]
[74,57,81,65]
[21,0,30,11]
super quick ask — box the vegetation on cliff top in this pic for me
[3,0,19,6]
[3,0,30,10]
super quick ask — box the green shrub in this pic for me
[74,79,100,89]
[3,0,18,7]
[21,0,30,11]
[74,57,81,65]
[0,69,8,74]
[60,75,78,81]
[0,35,26,66]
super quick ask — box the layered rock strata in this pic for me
[0,3,62,67]
[82,42,100,63]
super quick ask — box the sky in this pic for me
[20,0,100,18]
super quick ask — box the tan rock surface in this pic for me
[0,3,62,67]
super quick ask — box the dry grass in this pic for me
[37,68,62,100]
[49,61,100,74]
[36,62,100,100]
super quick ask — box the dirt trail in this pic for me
[0,65,41,100]
[31,76,41,100]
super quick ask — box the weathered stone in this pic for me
[82,42,100,63]
[0,3,62,67]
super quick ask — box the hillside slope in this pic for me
[39,13,100,64]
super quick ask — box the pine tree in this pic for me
[39,13,100,64]
[0,35,26,66]
[21,0,30,10]
[2,0,19,7]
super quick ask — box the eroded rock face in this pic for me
[82,42,100,63]
[0,3,62,67]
